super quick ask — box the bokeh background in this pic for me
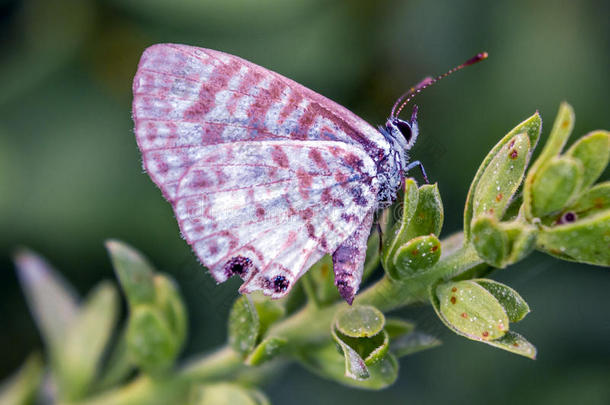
[1,0,609,403]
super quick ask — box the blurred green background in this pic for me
[1,0,609,403]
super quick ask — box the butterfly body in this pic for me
[133,44,424,304]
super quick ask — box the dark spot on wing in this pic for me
[273,275,289,293]
[223,255,252,278]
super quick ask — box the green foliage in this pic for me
[0,354,43,405]
[5,103,608,403]
[382,180,444,278]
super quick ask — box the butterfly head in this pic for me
[385,104,419,152]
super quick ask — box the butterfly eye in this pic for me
[395,119,413,143]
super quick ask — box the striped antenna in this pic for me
[391,52,488,119]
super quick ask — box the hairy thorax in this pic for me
[375,130,407,209]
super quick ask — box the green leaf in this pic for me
[250,293,285,337]
[190,383,270,405]
[154,275,188,353]
[472,132,530,220]
[106,240,156,306]
[524,102,575,219]
[565,130,610,192]
[58,282,119,400]
[0,354,44,405]
[297,342,398,389]
[384,318,415,339]
[383,181,443,277]
[363,229,381,282]
[333,329,390,367]
[330,327,369,380]
[331,305,389,379]
[245,337,287,366]
[537,102,575,163]
[126,305,179,373]
[405,183,444,238]
[95,327,133,391]
[433,281,509,341]
[564,181,610,220]
[485,331,537,359]
[474,279,530,322]
[465,112,542,239]
[383,179,419,267]
[390,332,442,358]
[335,305,385,338]
[537,209,610,266]
[503,221,538,264]
[528,156,584,218]
[228,296,260,357]
[301,255,338,306]
[14,249,79,352]
[392,234,441,276]
[471,215,509,268]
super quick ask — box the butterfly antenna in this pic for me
[391,52,488,119]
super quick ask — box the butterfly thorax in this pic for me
[375,126,409,208]
[374,112,420,208]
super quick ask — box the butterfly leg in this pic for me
[405,160,429,184]
[332,209,375,305]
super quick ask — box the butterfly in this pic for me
[132,44,487,304]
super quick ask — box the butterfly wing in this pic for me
[132,44,388,300]
[132,43,389,200]
[173,140,378,298]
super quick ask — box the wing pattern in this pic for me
[174,140,378,298]
[132,44,388,300]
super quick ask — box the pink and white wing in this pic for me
[132,43,388,201]
[173,140,378,298]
